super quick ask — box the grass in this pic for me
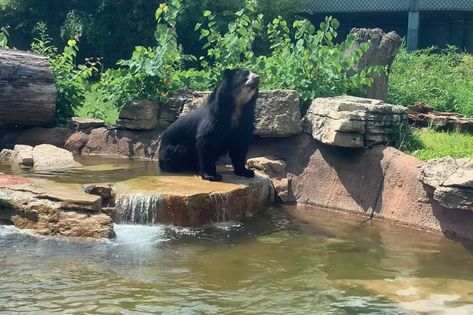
[403,129,473,161]
[389,47,473,117]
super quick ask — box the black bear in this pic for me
[158,68,260,181]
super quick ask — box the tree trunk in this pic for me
[348,28,402,101]
[0,49,56,126]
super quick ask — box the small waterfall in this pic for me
[209,193,230,222]
[115,194,161,225]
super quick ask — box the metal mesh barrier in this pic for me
[307,0,473,13]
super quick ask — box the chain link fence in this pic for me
[308,0,473,13]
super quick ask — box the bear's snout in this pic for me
[246,72,260,88]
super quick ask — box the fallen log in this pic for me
[0,48,56,126]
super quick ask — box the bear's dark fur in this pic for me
[158,68,260,181]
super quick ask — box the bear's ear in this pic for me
[223,69,233,79]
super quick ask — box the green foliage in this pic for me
[74,85,119,125]
[259,16,379,107]
[5,0,379,126]
[96,0,187,109]
[404,130,473,160]
[0,26,8,48]
[195,0,263,83]
[193,3,379,107]
[389,46,473,117]
[31,22,94,125]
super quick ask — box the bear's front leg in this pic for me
[197,147,222,182]
[229,144,255,178]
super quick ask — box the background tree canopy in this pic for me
[0,0,309,67]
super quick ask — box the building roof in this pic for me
[307,0,473,13]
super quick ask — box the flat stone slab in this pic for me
[0,174,113,238]
[112,171,274,227]
[70,117,106,130]
[304,96,408,148]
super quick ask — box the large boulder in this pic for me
[180,90,302,137]
[32,144,81,170]
[0,174,113,238]
[304,96,408,148]
[116,100,159,130]
[419,157,473,211]
[254,90,302,137]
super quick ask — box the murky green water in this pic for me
[1,156,473,314]
[1,208,473,314]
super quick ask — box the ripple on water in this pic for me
[1,208,473,314]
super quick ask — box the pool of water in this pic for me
[0,155,160,184]
[1,207,473,314]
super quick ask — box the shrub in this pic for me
[31,22,94,125]
[389,46,473,117]
[191,0,380,108]
[96,0,188,109]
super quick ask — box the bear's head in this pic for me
[223,68,260,107]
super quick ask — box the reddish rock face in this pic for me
[0,175,32,186]
[249,134,473,241]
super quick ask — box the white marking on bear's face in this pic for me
[232,71,260,127]
[234,71,260,107]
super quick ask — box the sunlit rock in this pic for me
[0,174,113,238]
[304,96,408,148]
[32,144,82,171]
[419,157,473,211]
[112,170,274,227]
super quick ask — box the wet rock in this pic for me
[304,96,408,148]
[11,145,34,168]
[247,156,287,178]
[32,144,81,171]
[116,100,159,130]
[64,131,90,154]
[0,174,113,238]
[70,117,106,131]
[79,127,161,159]
[113,170,274,227]
[83,183,115,206]
[180,90,302,137]
[419,157,473,211]
[247,156,291,202]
